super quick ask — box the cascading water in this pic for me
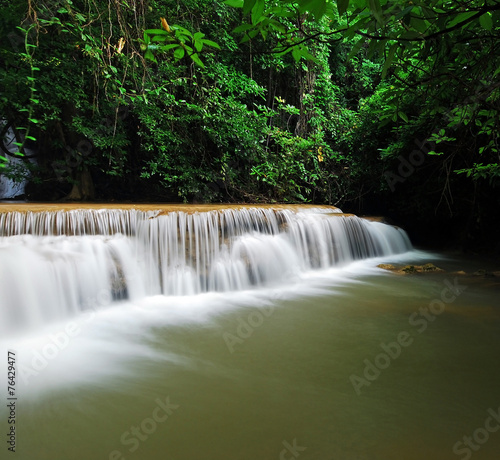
[0,206,411,336]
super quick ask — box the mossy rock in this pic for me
[422,263,441,272]
[378,263,444,275]
[377,264,396,270]
[402,265,418,273]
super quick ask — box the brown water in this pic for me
[2,252,499,460]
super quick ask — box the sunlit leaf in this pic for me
[190,53,205,68]
[144,29,168,36]
[202,39,220,49]
[251,0,265,25]
[224,0,244,6]
[174,47,185,60]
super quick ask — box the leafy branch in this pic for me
[142,17,220,68]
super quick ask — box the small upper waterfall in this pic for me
[0,206,411,335]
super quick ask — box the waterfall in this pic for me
[0,206,411,335]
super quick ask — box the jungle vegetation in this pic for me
[1,0,499,248]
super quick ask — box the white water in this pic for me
[0,207,412,336]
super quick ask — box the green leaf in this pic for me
[269,20,286,33]
[233,23,254,33]
[347,37,365,59]
[381,43,397,79]
[144,49,157,62]
[240,28,259,43]
[243,0,256,15]
[447,11,477,28]
[345,17,367,39]
[174,47,185,60]
[292,46,301,62]
[144,29,169,36]
[190,53,205,68]
[479,12,493,31]
[224,0,244,7]
[300,0,328,20]
[171,25,193,37]
[151,35,169,42]
[368,0,383,25]
[251,0,265,25]
[399,111,408,122]
[410,17,429,34]
[337,0,349,15]
[399,30,420,40]
[395,6,413,20]
[201,39,220,49]
[161,44,180,51]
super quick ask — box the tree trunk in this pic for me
[65,167,95,201]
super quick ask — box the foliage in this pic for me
[1,0,499,247]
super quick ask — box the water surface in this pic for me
[2,251,499,460]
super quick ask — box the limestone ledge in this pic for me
[0,202,341,215]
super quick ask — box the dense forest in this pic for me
[1,0,499,249]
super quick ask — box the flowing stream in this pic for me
[0,205,499,460]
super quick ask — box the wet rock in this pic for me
[402,265,419,273]
[377,264,396,270]
[377,263,444,275]
[473,269,495,278]
[421,263,442,272]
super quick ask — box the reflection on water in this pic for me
[1,251,500,460]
